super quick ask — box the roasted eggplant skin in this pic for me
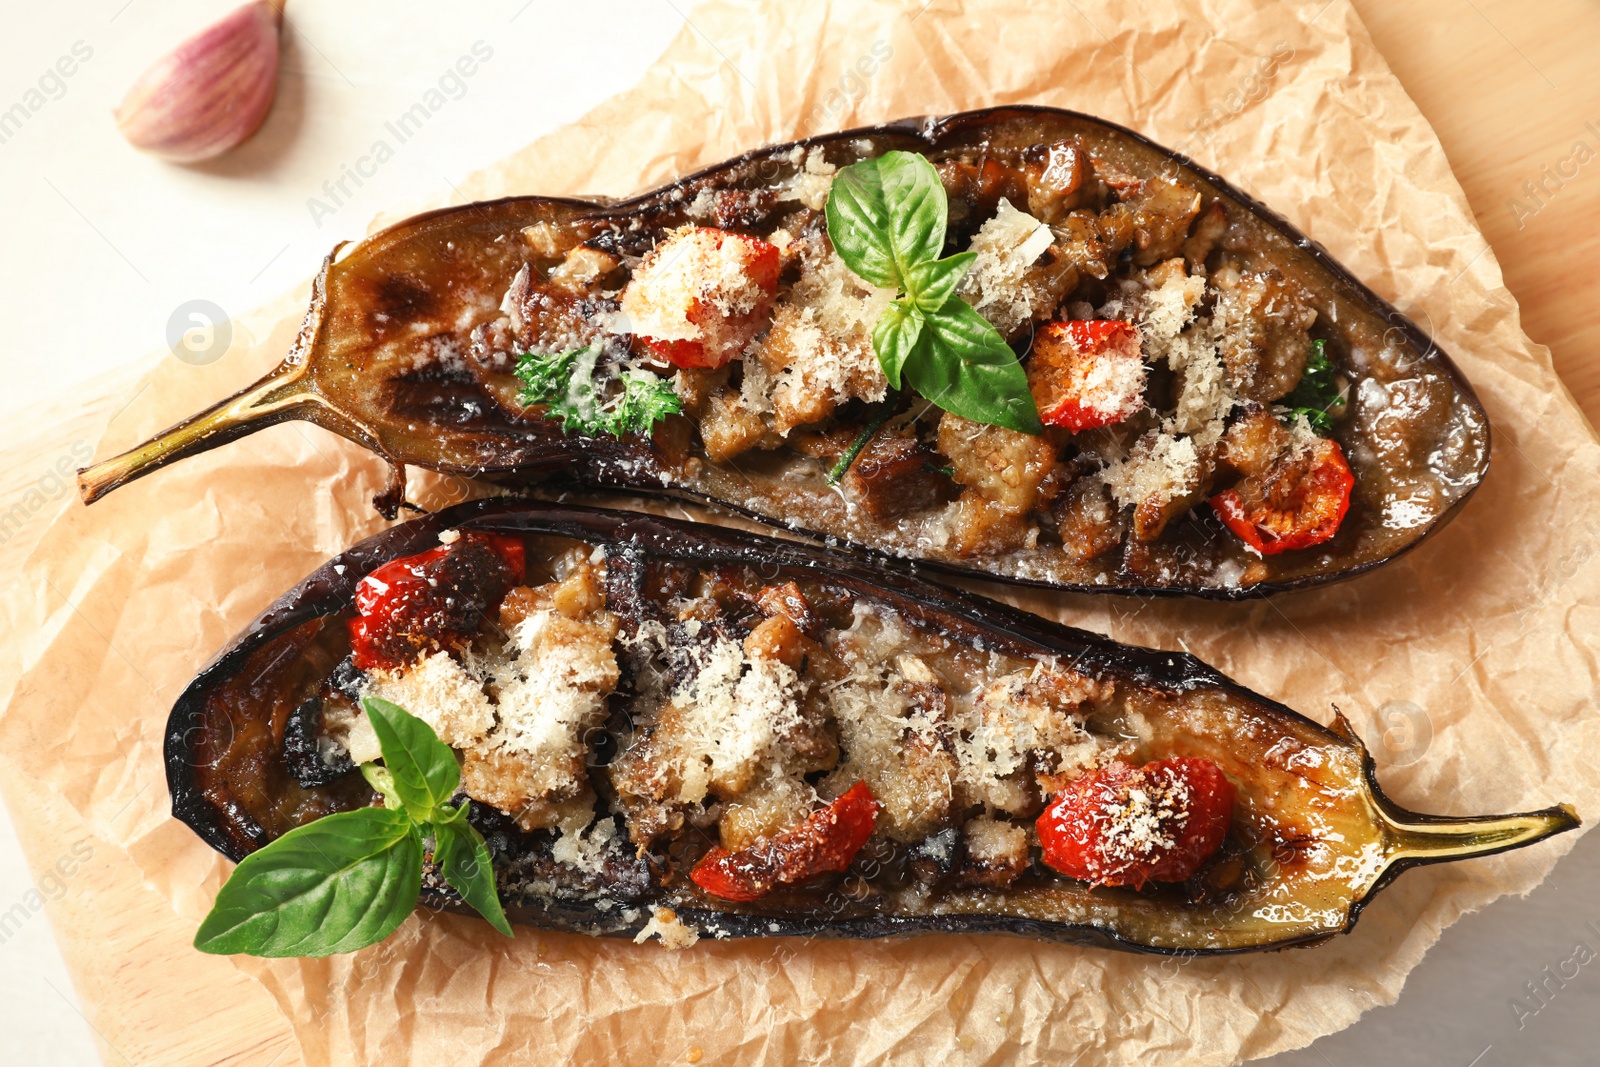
[167,500,1573,956]
[85,106,1489,601]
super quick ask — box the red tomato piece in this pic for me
[691,782,880,902]
[1027,320,1147,431]
[347,531,525,671]
[1209,437,1354,555]
[1036,758,1234,889]
[620,227,780,370]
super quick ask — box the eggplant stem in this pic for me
[1377,800,1580,867]
[77,364,316,505]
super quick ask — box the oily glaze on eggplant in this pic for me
[167,500,1573,954]
[82,108,1488,600]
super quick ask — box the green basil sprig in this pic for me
[193,697,512,958]
[825,151,1042,435]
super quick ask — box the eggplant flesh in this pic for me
[167,500,1572,955]
[84,107,1487,600]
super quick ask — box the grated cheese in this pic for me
[1137,261,1206,364]
[1164,326,1232,448]
[1098,766,1191,867]
[551,814,620,876]
[619,227,769,343]
[1098,431,1202,512]
[778,146,837,211]
[958,198,1057,336]
[465,609,620,802]
[953,665,1098,813]
[333,598,620,832]
[964,814,1028,864]
[1095,262,1237,453]
[823,659,954,842]
[747,243,892,433]
[654,634,805,804]
[345,651,496,765]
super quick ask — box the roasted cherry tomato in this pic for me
[1210,437,1354,555]
[1026,320,1147,431]
[691,782,879,902]
[621,227,780,370]
[347,531,525,671]
[1036,758,1234,888]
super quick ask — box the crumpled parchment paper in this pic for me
[3,1,1598,1064]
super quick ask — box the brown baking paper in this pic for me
[3,0,1599,1063]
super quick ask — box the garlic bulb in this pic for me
[116,1,284,163]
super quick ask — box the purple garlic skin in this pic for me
[116,1,283,163]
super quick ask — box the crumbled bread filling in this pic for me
[959,198,1057,336]
[654,633,805,804]
[632,907,701,949]
[1135,261,1206,363]
[620,227,770,343]
[953,662,1102,814]
[343,650,494,764]
[743,240,893,433]
[821,657,954,842]
[327,565,621,830]
[1099,431,1202,512]
[964,814,1029,864]
[463,607,620,806]
[443,137,1421,596]
[319,553,1202,904]
[778,146,838,212]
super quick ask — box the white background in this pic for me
[1,2,1596,1064]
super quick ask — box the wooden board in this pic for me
[1355,0,1600,420]
[2,1,1596,1063]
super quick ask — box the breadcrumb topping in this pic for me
[620,227,770,343]
[1097,765,1192,866]
[959,198,1057,336]
[633,907,701,949]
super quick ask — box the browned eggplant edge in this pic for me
[364,105,1490,601]
[164,500,1569,955]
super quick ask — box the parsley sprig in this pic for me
[1281,339,1344,435]
[825,151,1042,435]
[515,343,681,438]
[193,697,511,957]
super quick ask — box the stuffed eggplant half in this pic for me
[87,107,1487,599]
[171,501,1573,956]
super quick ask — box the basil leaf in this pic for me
[361,763,402,810]
[902,252,975,314]
[825,151,947,290]
[362,696,460,820]
[431,805,513,937]
[871,301,924,389]
[904,302,1043,435]
[823,149,1041,436]
[194,807,422,958]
